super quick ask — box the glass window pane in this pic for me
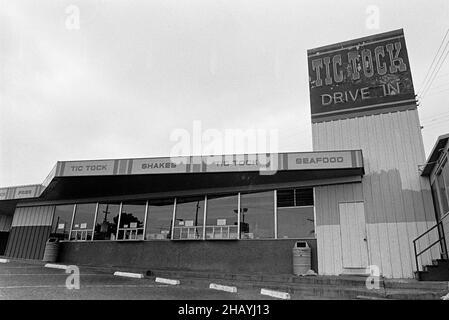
[94,202,120,240]
[240,191,274,239]
[205,194,238,240]
[437,170,449,214]
[443,159,449,202]
[295,188,314,206]
[278,207,315,239]
[277,188,314,207]
[51,204,74,240]
[173,196,205,240]
[118,200,146,240]
[145,198,174,240]
[70,203,96,241]
[277,189,294,207]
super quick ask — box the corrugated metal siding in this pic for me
[0,215,12,231]
[312,109,438,278]
[5,226,52,260]
[4,205,55,260]
[12,206,54,227]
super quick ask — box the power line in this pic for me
[422,114,449,125]
[422,49,449,98]
[422,117,449,128]
[424,86,449,98]
[421,32,449,99]
[419,29,449,95]
[421,110,449,122]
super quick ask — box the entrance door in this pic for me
[339,202,369,268]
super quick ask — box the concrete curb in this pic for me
[155,277,180,285]
[209,283,238,293]
[113,271,144,279]
[260,288,291,300]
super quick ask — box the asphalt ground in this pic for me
[0,261,279,300]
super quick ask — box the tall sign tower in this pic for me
[308,29,438,278]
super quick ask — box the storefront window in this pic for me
[277,188,314,207]
[94,202,120,240]
[278,207,315,239]
[172,196,205,240]
[51,204,74,240]
[145,198,174,240]
[118,200,146,240]
[205,194,239,240]
[70,203,97,241]
[240,191,274,239]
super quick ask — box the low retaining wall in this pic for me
[59,239,317,274]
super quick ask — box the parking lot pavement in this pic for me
[0,261,276,300]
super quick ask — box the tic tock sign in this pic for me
[62,160,115,176]
[308,29,416,122]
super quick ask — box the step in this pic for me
[432,259,449,267]
[384,279,448,291]
[416,270,449,281]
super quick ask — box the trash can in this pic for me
[293,241,311,275]
[42,238,60,262]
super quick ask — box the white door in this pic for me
[339,202,369,268]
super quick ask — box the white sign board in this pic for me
[217,219,227,226]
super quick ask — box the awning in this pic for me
[0,150,364,212]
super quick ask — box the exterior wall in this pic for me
[59,239,318,274]
[0,215,13,255]
[429,138,449,257]
[4,206,54,260]
[0,215,12,232]
[312,109,439,278]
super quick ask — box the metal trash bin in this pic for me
[42,238,60,262]
[293,241,311,275]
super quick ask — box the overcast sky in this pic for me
[1,0,448,187]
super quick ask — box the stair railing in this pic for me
[413,210,449,272]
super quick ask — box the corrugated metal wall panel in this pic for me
[313,109,438,278]
[0,215,12,231]
[4,205,55,260]
[11,206,54,227]
[4,226,52,260]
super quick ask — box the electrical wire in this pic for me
[419,29,449,94]
[421,40,449,99]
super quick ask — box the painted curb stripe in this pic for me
[44,263,69,270]
[113,271,144,279]
[155,277,180,285]
[0,259,10,263]
[260,288,291,300]
[209,283,237,293]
